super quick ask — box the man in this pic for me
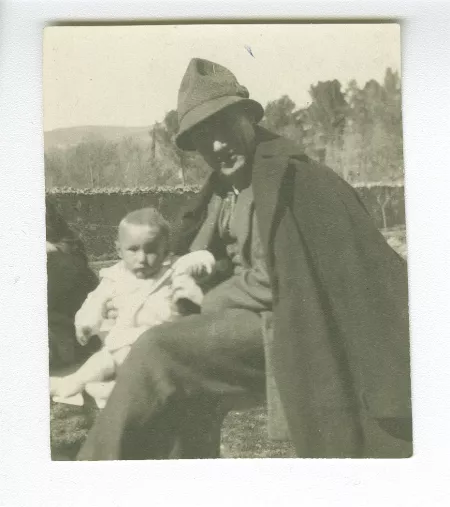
[77,58,412,460]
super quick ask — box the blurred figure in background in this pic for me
[46,197,98,371]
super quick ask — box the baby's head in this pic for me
[116,208,170,279]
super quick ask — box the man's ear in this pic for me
[115,240,122,259]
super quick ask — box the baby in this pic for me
[50,207,214,403]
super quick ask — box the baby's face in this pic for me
[117,224,168,279]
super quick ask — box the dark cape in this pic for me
[172,128,411,458]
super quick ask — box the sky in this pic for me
[43,24,401,132]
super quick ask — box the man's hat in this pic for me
[175,58,264,151]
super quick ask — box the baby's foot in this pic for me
[50,375,84,398]
[85,380,116,400]
[85,381,116,409]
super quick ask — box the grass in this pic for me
[221,409,297,459]
[50,401,297,460]
[50,227,406,460]
[50,400,98,460]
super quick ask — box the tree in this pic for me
[341,70,404,183]
[263,95,299,131]
[375,187,393,229]
[307,80,348,143]
[44,68,404,189]
[261,95,306,149]
[163,110,187,185]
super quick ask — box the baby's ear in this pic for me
[115,240,122,258]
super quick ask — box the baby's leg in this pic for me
[50,349,116,398]
[84,347,131,407]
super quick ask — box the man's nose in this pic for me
[212,139,227,152]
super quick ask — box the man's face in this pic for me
[189,107,256,183]
[117,224,168,279]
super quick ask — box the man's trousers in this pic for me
[77,308,412,460]
[77,309,266,460]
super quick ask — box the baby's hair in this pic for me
[119,207,170,241]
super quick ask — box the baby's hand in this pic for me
[102,298,119,321]
[46,241,58,253]
[171,274,204,308]
[75,325,93,346]
[172,250,216,279]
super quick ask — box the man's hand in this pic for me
[172,250,216,280]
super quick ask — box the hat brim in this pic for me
[175,96,264,151]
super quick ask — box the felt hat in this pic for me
[175,58,264,151]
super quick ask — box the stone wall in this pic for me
[47,184,406,260]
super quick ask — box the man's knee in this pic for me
[111,325,180,406]
[113,327,163,381]
[116,322,185,384]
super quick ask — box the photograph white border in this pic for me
[1,1,450,505]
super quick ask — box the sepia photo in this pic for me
[44,23,412,460]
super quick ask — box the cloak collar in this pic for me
[251,127,306,251]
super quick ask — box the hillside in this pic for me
[44,71,404,188]
[44,125,152,151]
